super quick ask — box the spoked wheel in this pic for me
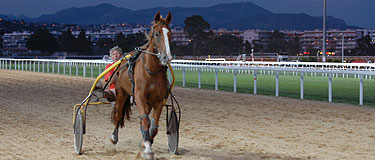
[167,110,179,154]
[74,108,84,155]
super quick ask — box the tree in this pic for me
[97,38,114,54]
[114,32,126,49]
[286,37,301,56]
[26,28,58,55]
[243,41,253,53]
[171,42,190,56]
[252,40,264,53]
[76,30,92,55]
[121,32,147,52]
[266,30,287,53]
[184,15,211,56]
[354,35,375,56]
[208,35,243,56]
[59,29,77,53]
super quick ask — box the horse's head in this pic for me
[148,11,172,66]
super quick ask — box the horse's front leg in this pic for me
[135,96,154,160]
[149,101,164,141]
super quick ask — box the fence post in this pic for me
[83,63,86,77]
[254,70,257,95]
[91,63,94,78]
[76,63,79,76]
[329,73,332,102]
[198,68,201,89]
[57,62,60,74]
[69,63,72,75]
[33,61,35,72]
[99,63,102,75]
[63,63,66,75]
[215,68,218,90]
[360,74,363,106]
[276,71,279,97]
[233,69,237,93]
[300,72,304,99]
[182,67,186,87]
[52,62,54,73]
[42,62,45,73]
[47,62,50,73]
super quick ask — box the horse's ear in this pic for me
[165,12,172,25]
[154,11,161,23]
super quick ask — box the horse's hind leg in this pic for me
[110,89,129,145]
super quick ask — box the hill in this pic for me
[4,2,360,30]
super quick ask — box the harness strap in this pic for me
[126,49,142,104]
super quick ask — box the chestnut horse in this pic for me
[110,12,172,159]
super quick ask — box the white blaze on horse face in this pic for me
[162,27,172,61]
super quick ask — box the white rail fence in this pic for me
[1,58,375,105]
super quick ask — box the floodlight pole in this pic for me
[322,0,327,62]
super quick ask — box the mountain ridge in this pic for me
[1,2,360,30]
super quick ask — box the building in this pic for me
[171,27,189,46]
[2,31,31,53]
[302,29,362,56]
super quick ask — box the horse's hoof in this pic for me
[144,152,154,160]
[110,134,118,145]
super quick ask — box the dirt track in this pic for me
[0,69,375,160]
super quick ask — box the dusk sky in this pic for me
[0,0,374,29]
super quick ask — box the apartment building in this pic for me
[302,29,361,55]
[171,27,189,46]
[2,31,31,53]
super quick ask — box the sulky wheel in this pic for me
[167,110,179,154]
[74,108,84,155]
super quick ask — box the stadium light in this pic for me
[322,0,327,62]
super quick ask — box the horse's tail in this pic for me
[111,96,132,128]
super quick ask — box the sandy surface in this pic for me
[0,69,375,160]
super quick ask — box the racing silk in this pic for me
[105,62,116,90]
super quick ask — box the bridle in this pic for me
[141,21,170,59]
[138,22,171,75]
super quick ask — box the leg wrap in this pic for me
[149,117,159,138]
[140,114,151,143]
